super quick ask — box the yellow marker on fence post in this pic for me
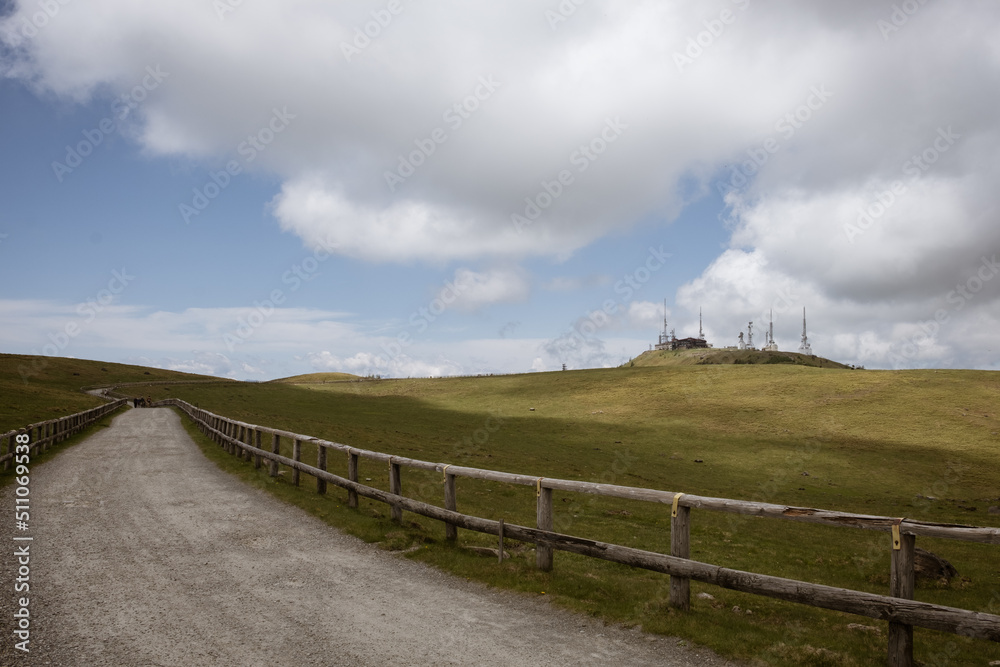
[672,492,684,518]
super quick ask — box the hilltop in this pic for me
[271,371,360,384]
[628,347,852,369]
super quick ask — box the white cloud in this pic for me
[626,300,665,331]
[444,266,530,312]
[18,1,990,265]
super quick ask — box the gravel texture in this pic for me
[1,407,739,666]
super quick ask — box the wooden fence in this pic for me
[153,397,999,666]
[0,398,128,470]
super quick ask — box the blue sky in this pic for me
[2,1,999,379]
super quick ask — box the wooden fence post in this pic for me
[536,482,553,571]
[292,440,301,486]
[670,499,691,610]
[254,429,262,469]
[269,433,280,477]
[347,451,359,508]
[444,472,457,541]
[389,460,402,523]
[316,445,327,494]
[889,530,916,667]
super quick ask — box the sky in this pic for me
[1,0,999,380]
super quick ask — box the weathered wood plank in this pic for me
[269,433,280,478]
[347,451,358,508]
[536,485,553,572]
[444,472,457,541]
[499,518,505,564]
[389,460,402,523]
[316,445,327,495]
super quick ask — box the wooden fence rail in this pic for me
[151,396,1000,666]
[0,398,128,470]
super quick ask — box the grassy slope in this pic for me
[146,364,1000,667]
[0,353,219,432]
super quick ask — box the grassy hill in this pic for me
[142,363,1000,666]
[629,347,852,369]
[271,371,359,384]
[2,354,997,664]
[0,353,220,432]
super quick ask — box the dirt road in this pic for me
[1,407,736,666]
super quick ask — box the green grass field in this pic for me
[3,353,999,665]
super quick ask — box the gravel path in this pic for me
[1,407,738,666]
